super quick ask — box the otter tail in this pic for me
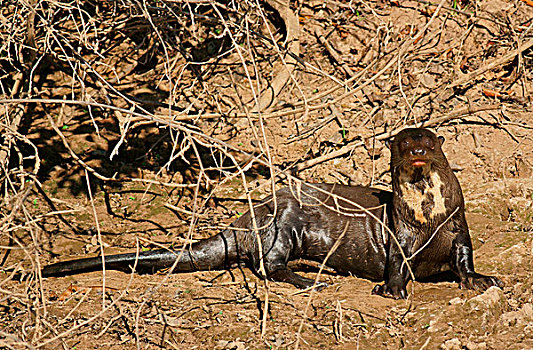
[41,232,240,278]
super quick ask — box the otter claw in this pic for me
[371,283,407,299]
[460,273,504,292]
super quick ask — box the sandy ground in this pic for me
[1,0,532,349]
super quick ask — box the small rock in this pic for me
[430,64,446,75]
[507,182,522,197]
[499,243,527,264]
[427,319,450,333]
[523,303,533,318]
[215,340,246,350]
[498,203,513,221]
[449,297,464,305]
[427,319,438,333]
[441,337,461,350]
[364,138,383,159]
[420,73,437,89]
[500,303,533,327]
[449,162,464,171]
[512,282,524,294]
[466,341,487,350]
[467,286,507,316]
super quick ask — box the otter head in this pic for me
[388,128,450,223]
[389,128,447,178]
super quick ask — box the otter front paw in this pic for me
[460,273,504,292]
[371,283,407,299]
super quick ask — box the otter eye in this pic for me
[400,140,411,152]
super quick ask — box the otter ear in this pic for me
[438,136,445,145]
[385,138,392,149]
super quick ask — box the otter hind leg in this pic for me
[268,267,327,290]
[261,238,327,290]
[255,212,326,290]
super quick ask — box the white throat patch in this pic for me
[399,170,447,224]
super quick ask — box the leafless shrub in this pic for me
[0,0,531,347]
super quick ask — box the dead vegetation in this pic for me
[1,0,532,348]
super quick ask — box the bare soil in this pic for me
[1,0,532,349]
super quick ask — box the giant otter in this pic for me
[39,128,502,298]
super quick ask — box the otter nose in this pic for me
[411,148,426,156]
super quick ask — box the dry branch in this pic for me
[315,27,355,78]
[253,0,300,111]
[291,103,502,172]
[448,39,533,88]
